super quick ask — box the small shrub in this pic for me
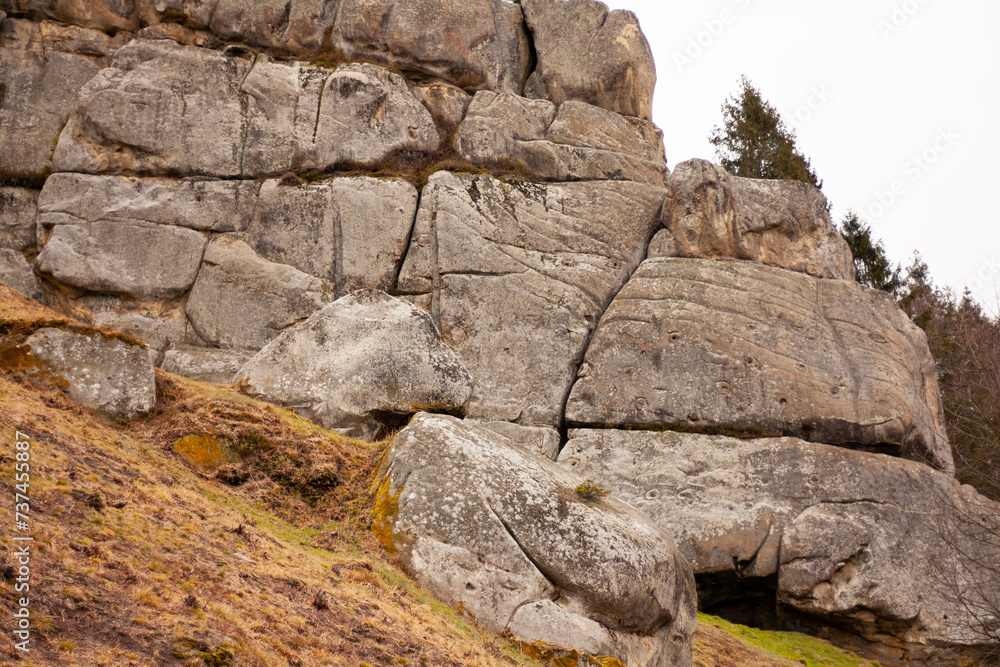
[575,479,610,502]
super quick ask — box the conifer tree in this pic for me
[710,76,821,188]
[839,211,903,294]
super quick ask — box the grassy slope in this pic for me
[0,285,877,666]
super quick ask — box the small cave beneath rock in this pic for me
[697,571,783,630]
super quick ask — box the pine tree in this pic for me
[839,211,903,294]
[709,76,821,188]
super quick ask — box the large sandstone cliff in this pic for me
[1,2,998,666]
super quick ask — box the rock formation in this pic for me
[1,1,998,665]
[375,413,697,667]
[237,291,472,439]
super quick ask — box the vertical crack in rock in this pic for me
[391,186,423,295]
[429,205,441,327]
[557,190,668,437]
[328,189,344,298]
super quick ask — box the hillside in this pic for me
[0,286,878,666]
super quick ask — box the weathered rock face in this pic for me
[522,0,655,120]
[559,429,1000,661]
[377,413,697,667]
[657,159,856,280]
[237,292,473,440]
[566,257,953,473]
[455,92,667,186]
[333,0,532,95]
[475,420,562,461]
[0,248,46,302]
[35,220,207,300]
[1,0,141,33]
[0,186,39,250]
[132,0,532,95]
[187,236,332,350]
[52,41,439,178]
[37,173,260,233]
[398,171,666,428]
[0,19,122,182]
[242,177,419,293]
[24,327,155,416]
[161,345,254,384]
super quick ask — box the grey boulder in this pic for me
[455,92,667,186]
[522,0,656,120]
[658,159,856,280]
[24,327,155,417]
[560,429,1000,661]
[0,186,39,250]
[34,221,207,301]
[0,249,46,303]
[398,171,666,428]
[186,236,332,350]
[377,413,697,666]
[566,258,953,473]
[237,291,473,440]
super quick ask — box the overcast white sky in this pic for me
[602,0,1000,311]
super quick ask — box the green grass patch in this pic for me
[698,613,880,667]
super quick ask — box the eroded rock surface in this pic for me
[242,177,419,293]
[237,291,472,440]
[37,173,260,233]
[0,19,123,181]
[455,92,667,185]
[24,327,155,416]
[35,220,207,300]
[186,236,331,349]
[398,171,666,428]
[566,258,953,472]
[657,160,855,280]
[559,429,1000,661]
[333,0,532,95]
[0,186,39,250]
[53,41,438,178]
[377,413,697,667]
[0,248,46,302]
[161,345,254,384]
[522,0,655,120]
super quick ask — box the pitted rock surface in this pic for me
[0,186,39,250]
[566,257,953,473]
